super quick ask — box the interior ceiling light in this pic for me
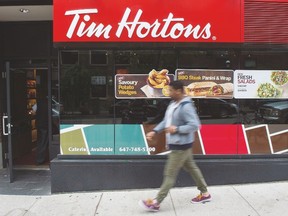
[19,8,30,13]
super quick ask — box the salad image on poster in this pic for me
[175,69,234,98]
[234,70,288,99]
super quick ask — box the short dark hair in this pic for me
[169,80,184,92]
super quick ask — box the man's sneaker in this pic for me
[191,194,212,204]
[138,199,160,212]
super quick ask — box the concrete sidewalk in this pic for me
[0,181,287,216]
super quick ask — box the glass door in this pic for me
[2,62,14,182]
[2,62,35,182]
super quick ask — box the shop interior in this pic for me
[59,48,288,125]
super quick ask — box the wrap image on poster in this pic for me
[234,70,288,99]
[175,69,234,98]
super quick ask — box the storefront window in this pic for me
[59,48,288,156]
[178,50,238,69]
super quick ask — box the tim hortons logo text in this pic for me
[65,8,212,40]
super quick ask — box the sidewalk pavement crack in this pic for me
[169,192,178,216]
[22,196,41,216]
[232,186,261,216]
[94,193,104,216]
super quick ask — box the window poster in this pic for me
[115,69,174,98]
[175,69,234,98]
[234,70,288,99]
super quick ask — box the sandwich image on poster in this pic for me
[115,69,174,99]
[176,69,234,98]
[234,70,288,99]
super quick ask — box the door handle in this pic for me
[2,115,12,135]
[2,115,8,135]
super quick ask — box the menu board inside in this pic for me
[234,70,288,99]
[115,69,288,99]
[176,69,234,98]
[115,69,174,98]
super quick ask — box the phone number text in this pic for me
[119,147,156,152]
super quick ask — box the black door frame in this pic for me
[1,60,53,181]
[3,61,14,182]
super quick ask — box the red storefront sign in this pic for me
[53,0,242,43]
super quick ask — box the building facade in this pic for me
[1,0,288,191]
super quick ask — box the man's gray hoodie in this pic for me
[153,97,201,149]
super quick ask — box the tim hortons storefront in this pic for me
[51,0,288,193]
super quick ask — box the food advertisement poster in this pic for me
[175,69,234,98]
[234,70,288,99]
[115,69,174,98]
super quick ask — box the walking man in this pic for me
[139,80,211,212]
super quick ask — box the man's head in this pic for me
[169,80,185,101]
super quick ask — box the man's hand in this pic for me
[165,125,178,134]
[146,131,156,141]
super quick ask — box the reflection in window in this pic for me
[90,51,108,65]
[115,51,131,65]
[59,49,288,126]
[60,51,79,65]
[178,50,238,69]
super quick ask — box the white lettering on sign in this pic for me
[65,9,112,39]
[65,8,212,40]
[116,8,211,39]
[118,80,138,85]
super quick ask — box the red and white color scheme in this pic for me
[54,0,288,43]
[53,0,242,43]
[55,0,288,156]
